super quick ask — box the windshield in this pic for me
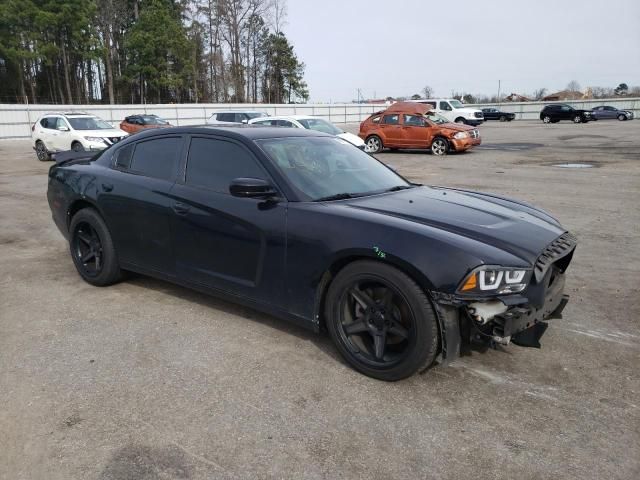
[246,112,267,119]
[449,100,464,108]
[257,137,410,201]
[141,115,169,125]
[297,118,343,135]
[68,117,113,130]
[425,112,449,125]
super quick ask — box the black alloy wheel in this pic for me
[69,208,122,286]
[326,261,438,381]
[72,221,104,278]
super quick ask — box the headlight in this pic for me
[84,136,106,143]
[453,131,468,139]
[457,266,531,295]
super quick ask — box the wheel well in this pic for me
[315,255,433,332]
[454,117,466,123]
[67,199,98,229]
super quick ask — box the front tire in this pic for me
[71,141,84,152]
[454,117,466,124]
[325,261,439,381]
[35,140,51,161]
[573,115,582,123]
[499,115,506,122]
[69,208,122,286]
[430,137,449,156]
[365,135,383,154]
[618,114,626,121]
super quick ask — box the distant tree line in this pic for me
[0,0,309,104]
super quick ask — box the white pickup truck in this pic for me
[409,98,484,126]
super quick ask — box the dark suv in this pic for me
[540,104,592,124]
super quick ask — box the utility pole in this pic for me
[357,88,362,121]
[497,80,501,105]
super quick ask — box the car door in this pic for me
[604,106,617,119]
[401,114,434,148]
[98,136,183,275]
[560,105,573,120]
[379,114,403,146]
[169,135,287,306]
[44,116,67,150]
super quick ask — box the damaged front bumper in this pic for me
[432,265,570,365]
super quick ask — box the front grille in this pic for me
[470,129,479,138]
[534,232,577,282]
[474,112,483,118]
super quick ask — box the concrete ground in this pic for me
[1,120,639,480]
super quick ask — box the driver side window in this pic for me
[439,102,452,111]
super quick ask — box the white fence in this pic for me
[1,97,639,140]
[0,103,384,140]
[472,97,640,121]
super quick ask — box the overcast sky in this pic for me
[284,0,640,102]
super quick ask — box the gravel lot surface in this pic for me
[1,119,639,479]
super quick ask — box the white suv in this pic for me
[207,110,268,124]
[409,99,484,126]
[32,112,128,161]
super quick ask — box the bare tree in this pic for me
[532,87,547,100]
[422,85,433,99]
[566,80,581,92]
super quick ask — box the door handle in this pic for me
[102,183,114,192]
[173,201,190,215]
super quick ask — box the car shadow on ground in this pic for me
[124,273,346,366]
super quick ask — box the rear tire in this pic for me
[325,261,439,381]
[499,115,506,122]
[35,140,51,161]
[69,208,122,286]
[542,115,551,124]
[430,137,449,156]
[365,135,383,154]
[573,115,582,123]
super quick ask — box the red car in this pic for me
[119,114,172,134]
[359,102,481,155]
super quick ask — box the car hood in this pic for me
[454,107,482,114]
[79,129,128,137]
[338,131,365,146]
[340,187,565,264]
[436,122,475,132]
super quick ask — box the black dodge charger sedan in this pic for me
[480,108,516,122]
[47,126,576,381]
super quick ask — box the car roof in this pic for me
[384,102,431,115]
[211,110,266,114]
[121,124,331,142]
[251,115,324,121]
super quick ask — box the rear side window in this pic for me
[114,144,134,169]
[217,113,235,122]
[439,101,452,111]
[370,115,381,124]
[129,137,181,180]
[186,138,266,194]
[382,114,399,125]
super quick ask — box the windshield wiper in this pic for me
[385,185,414,192]
[313,192,357,202]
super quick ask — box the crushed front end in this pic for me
[432,232,577,363]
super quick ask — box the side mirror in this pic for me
[229,178,277,199]
[58,125,69,131]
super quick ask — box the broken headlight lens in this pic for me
[457,267,531,295]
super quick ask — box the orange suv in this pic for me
[359,102,481,155]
